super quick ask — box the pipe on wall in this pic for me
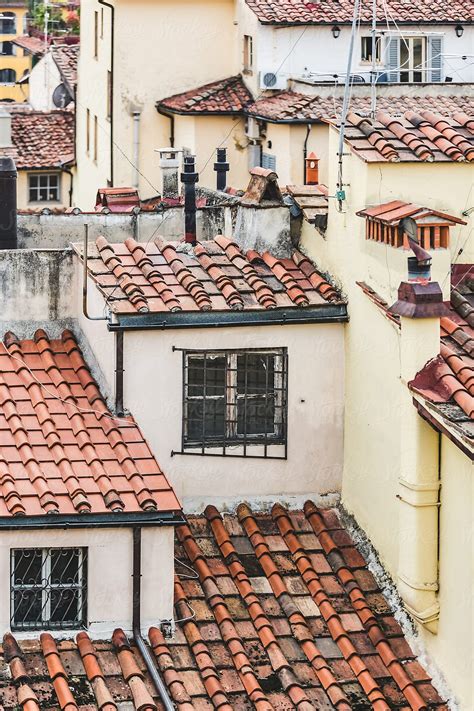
[303,123,312,184]
[132,527,175,711]
[132,110,141,189]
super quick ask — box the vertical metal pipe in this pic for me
[115,330,124,416]
[214,147,229,191]
[181,155,198,245]
[0,157,17,250]
[132,110,141,189]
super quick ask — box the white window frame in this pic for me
[243,34,253,73]
[28,173,61,203]
[399,36,427,82]
[361,35,382,64]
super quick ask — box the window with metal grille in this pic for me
[28,173,60,203]
[11,548,87,631]
[181,349,288,457]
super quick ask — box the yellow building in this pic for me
[0,1,30,101]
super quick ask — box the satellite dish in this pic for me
[52,83,72,109]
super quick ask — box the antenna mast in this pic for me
[370,0,377,118]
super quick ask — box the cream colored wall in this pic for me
[16,169,73,210]
[0,526,174,638]
[28,51,61,110]
[262,122,330,188]
[417,437,473,710]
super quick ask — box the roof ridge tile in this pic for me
[149,625,197,710]
[124,237,182,311]
[261,252,310,306]
[96,236,149,312]
[214,235,277,308]
[155,237,213,311]
[194,243,244,310]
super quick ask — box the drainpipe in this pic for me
[82,224,109,321]
[214,147,229,191]
[132,527,175,711]
[98,0,114,186]
[303,123,312,184]
[132,110,141,189]
[115,330,124,415]
[181,155,198,245]
[61,166,74,207]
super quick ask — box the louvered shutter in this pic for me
[386,37,400,82]
[428,35,443,82]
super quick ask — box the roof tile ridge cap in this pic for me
[453,110,474,131]
[271,503,390,710]
[420,110,474,161]
[124,237,182,312]
[292,250,339,301]
[0,451,26,516]
[2,635,41,711]
[61,330,107,412]
[113,629,157,710]
[406,112,465,162]
[4,335,92,514]
[40,633,79,709]
[236,504,352,710]
[451,288,474,328]
[262,251,309,306]
[213,237,277,308]
[148,626,195,710]
[96,236,149,313]
[171,579,234,710]
[303,500,429,711]
[376,111,434,161]
[155,237,212,311]
[176,521,273,710]
[349,112,399,162]
[194,243,244,310]
[0,345,60,515]
[76,633,117,709]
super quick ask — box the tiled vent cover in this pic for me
[356,201,466,249]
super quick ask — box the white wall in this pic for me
[0,526,174,638]
[28,52,61,111]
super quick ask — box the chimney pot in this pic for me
[388,281,447,319]
[156,147,181,199]
[181,155,199,245]
[214,147,229,191]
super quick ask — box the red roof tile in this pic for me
[76,236,341,315]
[3,110,75,169]
[51,43,79,95]
[248,91,474,124]
[158,75,253,115]
[0,329,181,518]
[0,504,446,709]
[12,35,46,57]
[245,0,473,23]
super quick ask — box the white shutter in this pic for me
[386,37,400,82]
[428,35,443,82]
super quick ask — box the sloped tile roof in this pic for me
[158,75,253,115]
[341,110,474,163]
[247,92,474,123]
[52,43,79,95]
[0,504,447,710]
[2,109,75,169]
[12,35,46,57]
[0,329,181,518]
[245,0,473,23]
[76,236,342,315]
[409,274,474,450]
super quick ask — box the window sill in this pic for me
[174,442,287,459]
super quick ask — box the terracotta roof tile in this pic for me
[51,43,79,95]
[158,75,253,115]
[0,505,445,709]
[78,236,342,314]
[0,329,181,518]
[12,35,46,57]
[244,0,473,23]
[2,109,75,169]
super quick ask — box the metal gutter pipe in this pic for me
[132,110,141,188]
[132,527,175,711]
[303,123,312,183]
[98,0,115,185]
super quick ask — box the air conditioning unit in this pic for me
[259,70,287,91]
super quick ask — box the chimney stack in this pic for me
[214,147,229,191]
[181,155,198,245]
[0,157,17,250]
[305,152,319,185]
[157,148,181,200]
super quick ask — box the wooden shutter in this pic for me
[428,35,443,82]
[386,37,400,82]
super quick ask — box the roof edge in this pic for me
[0,510,185,530]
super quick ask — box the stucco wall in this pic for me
[0,526,174,638]
[28,52,61,111]
[16,169,73,211]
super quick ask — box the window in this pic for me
[243,34,253,73]
[93,115,98,162]
[86,108,90,153]
[28,173,60,202]
[0,68,16,84]
[94,10,98,58]
[0,41,16,56]
[361,36,381,63]
[261,152,276,171]
[100,6,104,38]
[0,12,16,34]
[11,547,87,631]
[386,36,442,82]
[399,37,426,82]
[182,349,288,456]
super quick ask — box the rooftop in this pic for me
[11,35,46,57]
[51,43,79,95]
[2,109,74,170]
[244,0,473,24]
[75,236,344,320]
[157,75,253,115]
[0,504,447,709]
[0,329,181,520]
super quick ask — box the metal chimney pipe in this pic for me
[0,157,17,250]
[181,155,198,245]
[214,147,229,191]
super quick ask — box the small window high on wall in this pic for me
[11,547,88,631]
[243,34,253,73]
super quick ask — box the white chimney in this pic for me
[156,147,182,199]
[0,108,12,149]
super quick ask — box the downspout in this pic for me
[115,329,124,415]
[303,123,311,184]
[132,527,175,711]
[61,167,74,207]
[83,224,109,321]
[132,110,141,189]
[98,0,114,186]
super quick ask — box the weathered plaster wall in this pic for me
[0,526,174,638]
[28,52,61,111]
[16,169,73,212]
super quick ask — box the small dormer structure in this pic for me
[356,201,467,250]
[95,187,141,213]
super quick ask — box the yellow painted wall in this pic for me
[16,168,74,210]
[0,3,30,101]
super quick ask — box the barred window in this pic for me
[11,548,87,631]
[182,349,288,457]
[28,173,60,203]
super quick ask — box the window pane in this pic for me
[187,396,225,440]
[237,395,276,436]
[13,589,43,626]
[237,354,274,394]
[187,355,225,397]
[13,549,42,585]
[51,549,80,585]
[50,588,79,624]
